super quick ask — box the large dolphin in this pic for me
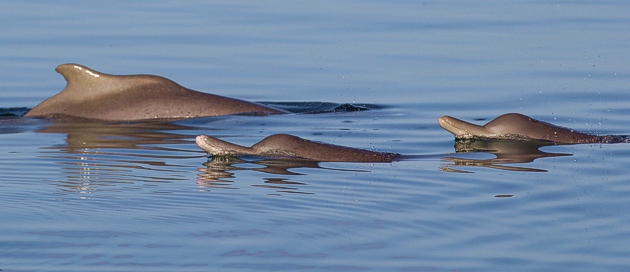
[195,134,400,162]
[25,63,288,121]
[438,113,626,144]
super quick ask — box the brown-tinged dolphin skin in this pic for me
[195,134,400,162]
[438,113,626,144]
[25,63,288,121]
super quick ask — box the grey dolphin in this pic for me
[25,63,288,121]
[438,113,625,144]
[196,134,400,162]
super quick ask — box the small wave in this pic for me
[259,101,382,114]
[0,107,30,117]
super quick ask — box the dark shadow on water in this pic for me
[440,139,573,173]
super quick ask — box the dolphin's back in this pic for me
[26,63,287,121]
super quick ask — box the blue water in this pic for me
[1,1,630,271]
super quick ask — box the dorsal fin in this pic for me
[27,63,287,120]
[54,63,169,100]
[55,64,114,99]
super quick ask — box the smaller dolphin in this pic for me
[25,64,288,121]
[438,113,625,144]
[195,134,400,162]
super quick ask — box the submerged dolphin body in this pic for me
[196,134,400,162]
[438,113,625,144]
[25,64,288,121]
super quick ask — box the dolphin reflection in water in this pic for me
[440,139,572,173]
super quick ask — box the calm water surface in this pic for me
[1,1,630,271]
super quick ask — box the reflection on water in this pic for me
[441,139,572,172]
[19,116,380,195]
[37,120,199,152]
[197,156,370,194]
[254,178,312,195]
[32,120,206,194]
[30,115,589,196]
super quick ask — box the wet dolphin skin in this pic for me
[196,134,400,162]
[439,113,625,144]
[26,64,287,121]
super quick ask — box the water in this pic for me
[1,1,630,271]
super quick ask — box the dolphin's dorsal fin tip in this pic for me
[56,63,105,80]
[53,63,122,99]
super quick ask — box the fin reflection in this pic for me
[441,139,572,173]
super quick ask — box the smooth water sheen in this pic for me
[1,1,630,271]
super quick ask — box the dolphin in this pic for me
[25,63,288,121]
[195,134,400,162]
[438,113,626,144]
